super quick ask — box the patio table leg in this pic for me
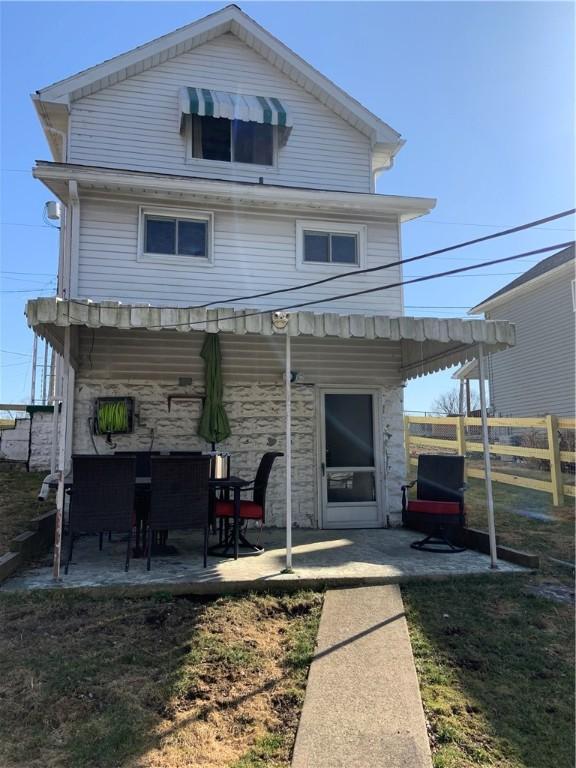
[233,486,240,560]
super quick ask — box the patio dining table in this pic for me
[51,472,251,561]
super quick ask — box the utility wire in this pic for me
[417,219,574,232]
[3,271,55,276]
[241,241,575,314]
[62,240,573,330]
[192,208,575,309]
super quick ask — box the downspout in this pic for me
[67,181,80,299]
[53,327,71,580]
[49,355,61,475]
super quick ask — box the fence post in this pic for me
[404,415,411,474]
[457,416,467,480]
[546,414,563,506]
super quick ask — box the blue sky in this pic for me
[1,1,574,410]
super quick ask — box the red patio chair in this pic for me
[214,451,283,553]
[402,454,467,552]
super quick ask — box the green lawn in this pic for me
[403,480,575,768]
[0,590,322,768]
[0,466,51,555]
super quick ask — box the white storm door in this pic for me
[319,391,382,528]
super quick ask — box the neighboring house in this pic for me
[460,245,574,418]
[25,5,514,528]
[0,406,55,470]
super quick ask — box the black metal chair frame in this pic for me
[147,455,211,570]
[217,452,284,553]
[65,454,136,574]
[402,454,467,553]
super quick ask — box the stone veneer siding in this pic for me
[0,411,56,470]
[72,379,404,528]
[29,412,57,471]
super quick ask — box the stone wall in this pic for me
[0,419,29,463]
[0,412,56,470]
[29,412,56,471]
[72,378,404,528]
[73,379,317,527]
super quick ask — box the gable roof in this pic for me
[33,4,403,168]
[471,243,575,314]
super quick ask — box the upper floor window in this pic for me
[139,207,213,265]
[296,220,367,270]
[192,116,274,166]
[304,231,358,265]
[179,87,292,168]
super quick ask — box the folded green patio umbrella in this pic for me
[197,333,231,447]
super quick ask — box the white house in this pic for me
[457,245,575,418]
[26,5,514,541]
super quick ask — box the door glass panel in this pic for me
[327,472,376,503]
[325,394,374,468]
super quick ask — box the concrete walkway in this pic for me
[292,585,432,768]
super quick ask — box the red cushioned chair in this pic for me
[402,454,466,553]
[215,451,283,553]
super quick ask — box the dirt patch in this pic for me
[0,590,322,768]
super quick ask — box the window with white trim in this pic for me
[139,208,213,264]
[296,220,367,269]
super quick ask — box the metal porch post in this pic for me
[285,329,293,571]
[477,342,498,568]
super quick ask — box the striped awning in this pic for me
[26,298,516,381]
[179,87,292,129]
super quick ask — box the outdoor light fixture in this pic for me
[272,311,290,329]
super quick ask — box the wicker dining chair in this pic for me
[147,455,211,570]
[65,455,136,573]
[214,451,283,552]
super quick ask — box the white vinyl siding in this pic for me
[76,198,402,315]
[68,34,372,192]
[487,269,575,417]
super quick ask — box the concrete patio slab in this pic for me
[292,585,432,768]
[1,527,525,593]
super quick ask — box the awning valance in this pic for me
[26,298,516,381]
[179,87,293,129]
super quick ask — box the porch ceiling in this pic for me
[25,298,515,380]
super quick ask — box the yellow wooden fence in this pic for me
[404,415,575,506]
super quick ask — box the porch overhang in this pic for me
[32,162,436,223]
[26,298,515,380]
